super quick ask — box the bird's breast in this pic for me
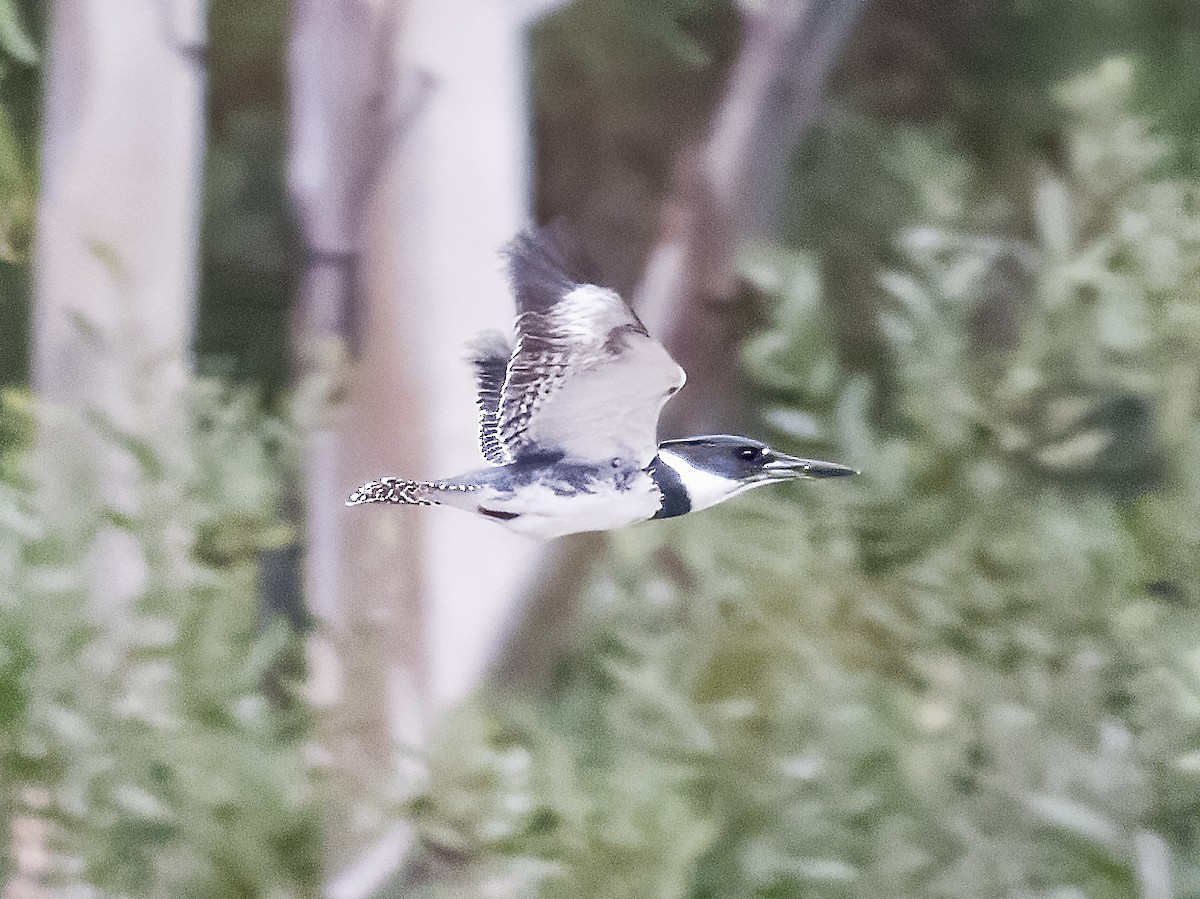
[472,469,662,540]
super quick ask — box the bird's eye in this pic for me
[737,446,761,461]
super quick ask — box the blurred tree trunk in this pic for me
[289,1,414,880]
[383,0,548,722]
[289,1,555,894]
[288,3,410,878]
[26,0,206,892]
[32,0,207,574]
[638,0,867,438]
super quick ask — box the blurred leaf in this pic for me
[0,0,36,65]
[0,363,319,895]
[0,105,31,262]
[398,51,1200,899]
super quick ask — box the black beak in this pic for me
[763,453,858,480]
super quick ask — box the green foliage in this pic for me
[401,60,1200,899]
[535,0,733,94]
[531,0,738,295]
[0,0,36,66]
[0,0,36,263]
[0,103,30,260]
[198,0,294,393]
[0,0,39,388]
[0,366,320,896]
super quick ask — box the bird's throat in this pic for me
[649,454,692,519]
[654,449,757,514]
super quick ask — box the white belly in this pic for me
[472,473,662,540]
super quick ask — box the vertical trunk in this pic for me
[290,1,547,891]
[289,0,416,876]
[385,0,541,719]
[25,0,206,892]
[32,0,207,599]
[638,0,867,437]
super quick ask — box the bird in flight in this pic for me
[347,225,856,539]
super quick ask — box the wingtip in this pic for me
[504,222,574,273]
[503,220,598,314]
[464,328,513,363]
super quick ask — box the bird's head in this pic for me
[655,435,857,512]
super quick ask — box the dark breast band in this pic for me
[648,455,691,519]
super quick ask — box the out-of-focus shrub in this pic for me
[404,60,1200,899]
[0,364,320,897]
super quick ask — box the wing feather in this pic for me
[465,329,513,464]
[498,228,685,467]
[504,221,589,316]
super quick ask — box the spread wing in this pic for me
[497,226,685,467]
[465,330,512,464]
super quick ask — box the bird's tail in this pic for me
[346,477,438,507]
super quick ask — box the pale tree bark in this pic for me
[637,0,869,437]
[384,0,547,722]
[33,0,207,580]
[289,1,563,895]
[289,1,421,884]
[24,1,206,895]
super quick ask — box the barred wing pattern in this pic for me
[466,329,512,464]
[497,285,685,468]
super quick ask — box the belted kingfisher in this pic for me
[347,226,856,539]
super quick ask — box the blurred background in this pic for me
[1,0,1200,897]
